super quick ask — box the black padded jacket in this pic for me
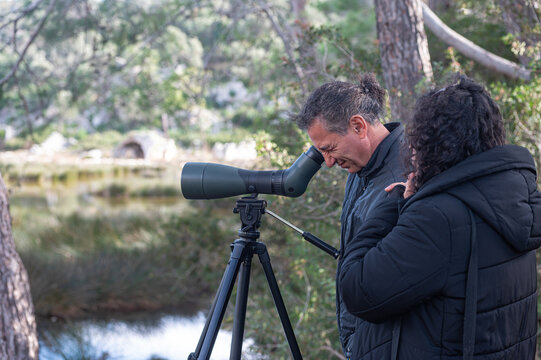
[339,145,541,359]
[336,122,405,358]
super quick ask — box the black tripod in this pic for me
[188,196,305,360]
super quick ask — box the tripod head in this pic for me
[233,196,267,240]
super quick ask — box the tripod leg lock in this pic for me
[253,241,269,257]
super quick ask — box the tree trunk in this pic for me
[0,174,39,360]
[374,0,433,122]
[421,2,532,81]
[497,0,541,66]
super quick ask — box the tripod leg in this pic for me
[189,240,247,360]
[189,271,224,359]
[256,243,303,360]
[230,248,253,360]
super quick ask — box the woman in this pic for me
[338,76,541,359]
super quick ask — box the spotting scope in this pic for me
[181,146,324,199]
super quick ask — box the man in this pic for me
[295,73,405,359]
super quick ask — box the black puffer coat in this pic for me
[339,145,541,359]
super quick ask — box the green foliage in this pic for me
[94,183,128,198]
[70,130,124,151]
[490,77,541,172]
[312,0,380,74]
[1,137,28,151]
[169,127,253,148]
[133,185,179,198]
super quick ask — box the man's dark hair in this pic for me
[294,73,386,135]
[406,75,506,190]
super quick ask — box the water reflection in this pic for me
[39,313,256,360]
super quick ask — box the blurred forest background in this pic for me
[0,0,539,359]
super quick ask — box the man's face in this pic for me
[307,117,370,174]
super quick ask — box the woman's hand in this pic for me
[385,173,416,198]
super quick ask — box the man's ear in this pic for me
[349,115,367,138]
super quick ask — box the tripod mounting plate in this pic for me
[233,197,267,230]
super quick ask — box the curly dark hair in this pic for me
[294,73,386,134]
[405,75,506,191]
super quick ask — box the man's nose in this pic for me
[324,155,336,168]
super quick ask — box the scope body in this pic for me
[181,146,324,199]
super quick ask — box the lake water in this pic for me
[39,312,257,360]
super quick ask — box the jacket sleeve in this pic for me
[339,199,450,323]
[527,170,541,245]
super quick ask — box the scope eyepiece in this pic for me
[181,146,324,199]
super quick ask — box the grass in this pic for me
[3,163,169,188]
[91,183,179,198]
[16,206,234,319]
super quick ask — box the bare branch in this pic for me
[421,2,531,81]
[294,268,311,331]
[14,74,34,139]
[202,0,242,69]
[0,0,57,88]
[0,0,45,31]
[255,0,307,98]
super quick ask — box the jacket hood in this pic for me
[401,145,541,252]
